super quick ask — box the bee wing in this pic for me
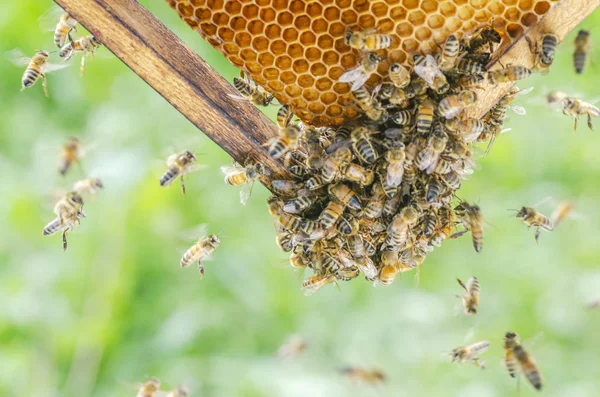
[227,93,250,101]
[239,181,255,206]
[508,105,527,115]
[178,224,209,242]
[38,5,66,32]
[517,86,534,96]
[339,66,367,83]
[43,62,72,73]
[5,49,31,66]
[220,165,246,176]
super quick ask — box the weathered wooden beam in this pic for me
[54,0,290,181]
[467,0,600,119]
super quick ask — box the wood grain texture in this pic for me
[54,0,290,182]
[466,0,600,119]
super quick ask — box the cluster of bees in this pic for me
[135,378,187,397]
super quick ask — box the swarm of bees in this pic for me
[229,27,537,296]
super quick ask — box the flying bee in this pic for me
[340,368,386,385]
[452,202,484,253]
[504,332,542,391]
[166,386,188,397]
[339,52,383,91]
[438,34,460,72]
[229,76,275,106]
[385,206,419,249]
[351,127,378,164]
[456,58,487,75]
[345,29,392,51]
[180,229,221,278]
[136,378,161,397]
[416,101,435,135]
[322,146,352,183]
[457,276,480,315]
[526,33,559,73]
[550,200,575,228]
[59,34,102,75]
[383,145,406,193]
[561,97,600,131]
[450,340,490,370]
[318,199,345,230]
[58,137,83,176]
[268,124,303,160]
[438,90,478,119]
[342,162,375,186]
[415,134,448,173]
[389,62,411,88]
[160,151,201,195]
[515,207,553,243]
[7,49,70,97]
[413,54,449,93]
[276,104,293,128]
[302,273,336,296]
[277,335,308,359]
[38,7,78,48]
[221,161,268,206]
[546,90,568,109]
[72,177,103,197]
[574,29,591,74]
[329,183,362,210]
[487,66,532,84]
[43,191,85,251]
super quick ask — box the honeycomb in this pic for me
[166,0,560,126]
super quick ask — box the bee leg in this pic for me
[180,175,186,196]
[450,230,468,239]
[198,260,205,279]
[80,53,86,76]
[588,114,593,130]
[534,227,541,244]
[62,230,68,251]
[41,74,49,98]
[573,116,578,132]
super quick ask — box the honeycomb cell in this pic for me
[252,36,269,52]
[246,62,262,74]
[506,23,524,38]
[340,53,357,69]
[388,50,407,64]
[463,20,479,33]
[242,4,259,19]
[280,71,297,85]
[504,7,520,22]
[272,0,286,11]
[307,2,323,17]
[428,14,445,29]
[397,22,414,37]
[470,0,487,9]
[329,67,346,81]
[379,18,395,33]
[305,47,322,62]
[488,1,506,14]
[519,0,534,11]
[212,12,229,26]
[308,101,326,115]
[240,48,257,62]
[534,1,551,14]
[390,6,408,21]
[358,14,376,29]
[445,17,462,33]
[247,20,264,36]
[222,43,238,56]
[263,67,279,80]
[259,8,276,23]
[341,9,358,25]
[336,0,352,8]
[206,0,223,9]
[326,104,344,117]
[303,88,320,102]
[290,0,305,14]
[177,2,193,17]
[269,40,286,55]
[408,10,426,26]
[291,98,307,111]
[521,12,538,27]
[196,9,211,22]
[274,55,292,70]
[295,15,312,31]
[267,80,284,92]
[474,10,491,22]
[257,52,274,67]
[200,23,217,37]
[285,85,302,98]
[402,38,419,53]
[402,0,420,10]
[371,2,389,17]
[503,0,518,5]
[282,28,298,42]
[293,59,309,74]
[415,27,432,41]
[218,27,234,42]
[300,31,317,46]
[440,2,457,16]
[421,0,439,13]
[322,50,340,66]
[324,6,341,21]
[289,43,304,58]
[354,0,370,13]
[230,16,246,32]
[312,19,329,34]
[310,63,328,77]
[318,35,335,50]
[224,1,241,14]
[277,12,293,26]
[319,84,335,98]
[458,5,475,21]
[329,22,346,36]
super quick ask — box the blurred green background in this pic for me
[1,1,600,396]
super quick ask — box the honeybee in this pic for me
[456,58,486,75]
[160,151,200,195]
[180,229,221,278]
[339,52,383,91]
[487,66,532,84]
[229,76,275,106]
[415,134,448,173]
[354,86,384,121]
[272,179,303,197]
[279,212,303,232]
[385,206,419,249]
[329,183,362,210]
[574,29,591,74]
[391,109,415,126]
[72,177,103,196]
[277,335,309,359]
[550,200,575,228]
[457,276,480,315]
[440,170,461,189]
[450,340,490,369]
[378,263,399,286]
[345,29,392,51]
[351,127,378,164]
[503,332,542,391]
[515,207,553,243]
[389,62,411,88]
[38,7,79,48]
[7,49,70,97]
[58,137,83,176]
[445,118,485,142]
[356,256,379,281]
[561,97,600,131]
[284,190,318,214]
[268,124,303,160]
[302,273,336,296]
[426,175,444,203]
[303,127,326,169]
[526,33,559,72]
[318,199,345,230]
[416,101,435,135]
[136,378,161,397]
[322,146,352,183]
[59,34,102,75]
[363,183,386,219]
[221,161,267,206]
[43,192,85,251]
[437,34,460,72]
[459,73,485,88]
[340,367,386,385]
[276,104,293,128]
[342,162,375,185]
[546,90,568,108]
[452,202,484,253]
[166,386,188,397]
[413,54,449,93]
[383,145,406,193]
[438,90,477,119]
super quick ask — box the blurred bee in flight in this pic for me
[229,74,275,106]
[180,226,222,278]
[276,334,308,359]
[515,206,553,243]
[340,367,386,386]
[43,191,85,251]
[136,377,161,397]
[573,29,591,74]
[59,137,83,176]
[561,96,600,131]
[166,386,188,397]
[450,340,490,369]
[339,52,383,91]
[160,150,201,196]
[73,177,104,197]
[221,160,269,206]
[456,276,480,315]
[7,49,69,97]
[550,200,575,228]
[59,34,102,76]
[503,332,542,391]
[38,5,78,48]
